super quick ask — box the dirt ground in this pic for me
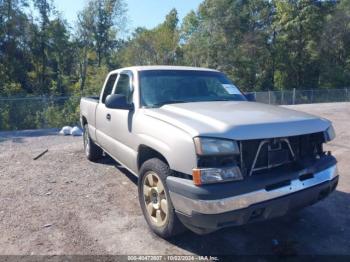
[0,102,349,256]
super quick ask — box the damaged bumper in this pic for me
[167,156,338,233]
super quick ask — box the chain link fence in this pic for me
[253,88,350,105]
[0,88,349,131]
[0,96,80,131]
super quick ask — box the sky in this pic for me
[53,0,203,32]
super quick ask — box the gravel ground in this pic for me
[0,102,349,256]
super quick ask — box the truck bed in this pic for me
[80,96,99,141]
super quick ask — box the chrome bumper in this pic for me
[169,165,338,215]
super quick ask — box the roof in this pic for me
[118,65,220,72]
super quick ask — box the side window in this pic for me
[101,74,118,103]
[114,74,132,103]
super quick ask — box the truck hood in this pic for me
[144,101,330,140]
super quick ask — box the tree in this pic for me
[121,9,180,66]
[319,0,350,87]
[46,18,75,95]
[0,0,348,99]
[33,0,52,93]
[273,0,331,89]
[78,0,126,67]
[0,0,30,95]
[180,10,202,67]
[76,1,95,92]
[180,0,274,91]
[75,0,126,93]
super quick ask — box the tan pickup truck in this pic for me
[80,66,338,238]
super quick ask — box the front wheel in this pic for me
[138,158,186,238]
[83,124,103,161]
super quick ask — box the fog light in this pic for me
[192,166,243,186]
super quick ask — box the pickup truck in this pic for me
[80,66,338,238]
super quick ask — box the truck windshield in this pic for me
[139,70,246,108]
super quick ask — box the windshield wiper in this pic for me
[149,100,188,108]
[206,98,237,102]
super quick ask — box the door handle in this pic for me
[106,113,111,121]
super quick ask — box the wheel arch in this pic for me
[81,115,88,127]
[137,145,170,171]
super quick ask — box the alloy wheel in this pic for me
[84,128,90,156]
[143,171,168,227]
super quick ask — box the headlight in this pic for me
[193,137,240,155]
[324,125,336,142]
[193,166,243,185]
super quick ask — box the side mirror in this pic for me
[245,92,256,102]
[105,94,134,110]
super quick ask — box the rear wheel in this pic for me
[138,158,186,238]
[83,124,103,161]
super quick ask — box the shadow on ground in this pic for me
[97,154,138,185]
[0,128,59,143]
[171,190,350,256]
[98,154,350,256]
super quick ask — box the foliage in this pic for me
[42,97,81,128]
[0,0,350,130]
[120,9,181,65]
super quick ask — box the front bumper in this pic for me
[167,156,338,233]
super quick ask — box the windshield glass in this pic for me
[139,70,246,108]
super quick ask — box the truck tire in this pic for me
[83,124,103,161]
[138,158,186,238]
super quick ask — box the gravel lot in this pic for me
[0,102,349,256]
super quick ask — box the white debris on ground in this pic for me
[59,126,72,135]
[71,126,83,136]
[59,126,83,136]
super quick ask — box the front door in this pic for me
[102,71,138,172]
[95,73,118,152]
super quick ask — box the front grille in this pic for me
[239,132,325,176]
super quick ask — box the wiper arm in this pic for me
[207,98,236,101]
[149,100,188,107]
